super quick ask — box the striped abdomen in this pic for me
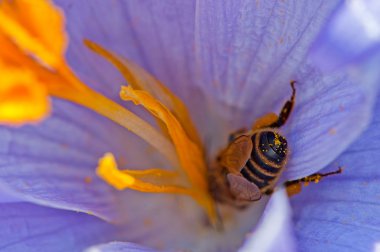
[240,131,288,193]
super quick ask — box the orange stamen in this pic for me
[0,0,66,67]
[97,153,189,194]
[84,40,203,149]
[118,86,216,223]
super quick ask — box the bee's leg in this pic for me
[252,81,296,130]
[269,80,296,128]
[285,167,343,196]
[251,113,279,130]
[264,188,274,195]
[228,127,248,143]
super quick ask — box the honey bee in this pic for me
[209,81,296,207]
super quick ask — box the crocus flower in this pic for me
[0,1,379,252]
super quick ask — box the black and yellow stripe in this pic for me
[240,131,287,191]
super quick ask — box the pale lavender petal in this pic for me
[310,0,380,72]
[52,1,346,150]
[194,0,340,122]
[0,202,120,252]
[99,194,268,252]
[0,99,166,221]
[54,0,340,112]
[290,93,380,251]
[194,0,380,179]
[0,183,21,203]
[54,0,197,101]
[239,190,297,252]
[0,100,115,220]
[283,52,380,179]
[85,242,158,252]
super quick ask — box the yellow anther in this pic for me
[97,153,136,189]
[97,153,190,195]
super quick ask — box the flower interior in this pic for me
[0,0,218,225]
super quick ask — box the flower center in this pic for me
[0,0,217,225]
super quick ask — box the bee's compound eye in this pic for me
[258,131,288,163]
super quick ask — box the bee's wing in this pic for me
[227,173,262,201]
[219,135,253,173]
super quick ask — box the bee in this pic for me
[209,81,296,207]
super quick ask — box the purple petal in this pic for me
[283,52,380,180]
[54,0,339,107]
[290,92,380,251]
[192,0,341,143]
[85,242,158,252]
[309,0,380,73]
[0,1,366,251]
[54,0,197,101]
[195,1,339,109]
[0,184,21,203]
[52,1,379,182]
[52,1,373,182]
[53,1,342,148]
[0,99,166,221]
[238,190,297,252]
[0,202,120,252]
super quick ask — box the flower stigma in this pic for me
[0,0,217,225]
